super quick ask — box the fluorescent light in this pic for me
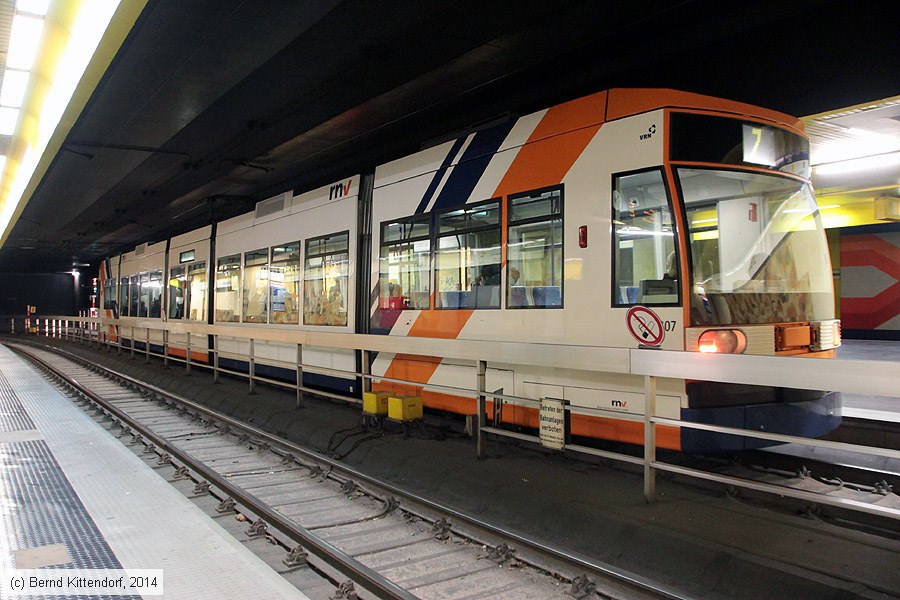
[8,14,44,71]
[0,107,20,135]
[0,69,30,108]
[691,218,718,225]
[16,0,51,16]
[814,152,900,176]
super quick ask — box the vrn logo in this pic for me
[639,124,657,141]
[329,179,353,200]
[611,400,628,408]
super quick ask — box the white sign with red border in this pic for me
[626,306,664,346]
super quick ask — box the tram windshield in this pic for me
[678,168,834,326]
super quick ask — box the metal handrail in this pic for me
[30,315,900,522]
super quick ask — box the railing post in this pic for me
[296,343,304,408]
[249,338,256,394]
[361,349,371,393]
[163,330,169,368]
[476,360,487,459]
[643,374,657,502]
[145,327,151,363]
[130,326,135,359]
[186,332,192,375]
[117,323,123,355]
[213,335,220,383]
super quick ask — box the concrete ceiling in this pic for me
[1,0,898,273]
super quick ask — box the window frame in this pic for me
[303,230,350,327]
[119,277,129,316]
[505,184,565,310]
[146,270,163,318]
[378,213,432,311]
[269,241,302,325]
[103,277,117,311]
[610,167,681,308]
[433,197,502,311]
[185,261,208,322]
[215,253,242,323]
[168,265,186,319]
[241,247,270,323]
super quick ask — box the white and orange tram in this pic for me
[98,88,841,452]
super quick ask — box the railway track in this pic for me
[8,341,681,600]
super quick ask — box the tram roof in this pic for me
[0,0,896,273]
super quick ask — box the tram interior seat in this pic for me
[509,286,527,307]
[440,290,470,308]
[531,286,561,307]
[508,285,561,307]
[638,278,678,303]
[439,286,500,309]
[474,284,499,308]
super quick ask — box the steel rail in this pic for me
[22,341,686,600]
[10,344,419,600]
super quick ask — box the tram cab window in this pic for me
[435,200,501,309]
[242,248,269,323]
[215,255,241,322]
[507,187,563,308]
[169,266,185,319]
[379,215,431,311]
[146,271,163,318]
[186,262,207,321]
[304,232,349,326]
[612,170,679,306]
[129,275,140,316]
[270,242,300,324]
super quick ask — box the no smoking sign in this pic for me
[626,306,664,346]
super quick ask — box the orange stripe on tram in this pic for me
[378,92,608,413]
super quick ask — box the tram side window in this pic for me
[186,262,207,321]
[379,215,431,310]
[103,279,117,311]
[304,232,349,326]
[137,273,150,316]
[119,277,129,316]
[612,170,679,306]
[270,242,300,324]
[169,266,185,319]
[507,187,563,308]
[435,200,501,309]
[129,275,139,316]
[146,271,163,318]
[242,248,269,323]
[215,255,241,322]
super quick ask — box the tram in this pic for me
[98,88,841,452]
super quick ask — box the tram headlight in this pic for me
[698,329,747,354]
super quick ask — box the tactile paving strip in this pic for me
[0,368,36,432]
[0,371,139,599]
[1,344,308,600]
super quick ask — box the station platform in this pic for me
[0,344,309,599]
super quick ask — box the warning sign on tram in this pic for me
[626,306,664,346]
